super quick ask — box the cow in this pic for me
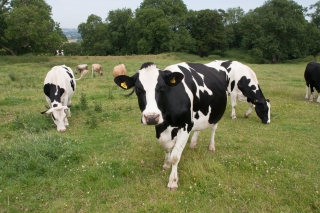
[207,60,270,124]
[54,50,64,56]
[113,64,127,77]
[41,65,76,132]
[92,64,103,76]
[75,64,89,80]
[114,62,229,189]
[304,61,320,103]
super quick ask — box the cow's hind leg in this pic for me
[190,131,200,149]
[245,103,254,118]
[305,85,309,100]
[317,91,320,103]
[208,124,218,152]
[230,93,237,119]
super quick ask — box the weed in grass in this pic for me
[86,115,98,129]
[10,114,51,133]
[79,92,88,110]
[8,72,16,81]
[94,101,102,112]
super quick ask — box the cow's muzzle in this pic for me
[144,113,160,125]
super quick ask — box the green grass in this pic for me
[0,53,319,212]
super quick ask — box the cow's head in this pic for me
[254,99,271,124]
[114,63,184,125]
[41,102,69,132]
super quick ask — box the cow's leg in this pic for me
[163,151,171,170]
[208,124,218,152]
[168,130,189,189]
[309,86,315,101]
[305,85,309,99]
[245,103,254,118]
[157,126,176,170]
[230,92,237,119]
[190,131,200,149]
[317,91,320,103]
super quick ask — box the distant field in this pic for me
[0,54,319,212]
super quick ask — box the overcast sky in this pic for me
[45,0,317,28]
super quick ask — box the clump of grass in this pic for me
[86,115,98,129]
[8,72,16,81]
[94,101,102,112]
[79,92,88,110]
[10,114,51,133]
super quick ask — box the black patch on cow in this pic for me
[230,80,235,92]
[195,112,199,119]
[44,83,64,103]
[53,104,58,107]
[140,62,155,69]
[220,60,233,73]
[171,128,179,140]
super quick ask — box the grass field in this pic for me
[0,53,319,212]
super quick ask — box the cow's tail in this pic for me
[75,69,88,81]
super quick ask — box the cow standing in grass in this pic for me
[304,61,320,103]
[41,65,76,132]
[114,62,229,189]
[207,60,271,124]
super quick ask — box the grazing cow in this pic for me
[114,62,229,189]
[92,64,103,76]
[113,64,127,77]
[54,50,64,56]
[207,60,270,124]
[41,65,76,132]
[304,61,320,103]
[75,64,88,80]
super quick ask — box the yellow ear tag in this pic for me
[121,82,128,89]
[170,77,176,84]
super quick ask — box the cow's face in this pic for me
[41,102,69,132]
[114,64,184,125]
[254,99,271,124]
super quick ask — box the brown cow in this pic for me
[113,64,127,77]
[92,64,103,76]
[75,64,88,80]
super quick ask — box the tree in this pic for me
[189,9,225,57]
[78,14,110,55]
[308,1,320,28]
[0,0,66,55]
[106,8,133,55]
[240,0,309,63]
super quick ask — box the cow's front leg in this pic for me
[317,93,320,103]
[245,103,254,118]
[167,130,189,190]
[305,86,309,100]
[157,126,176,170]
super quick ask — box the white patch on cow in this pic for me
[139,65,164,124]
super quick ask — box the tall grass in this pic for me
[0,54,319,212]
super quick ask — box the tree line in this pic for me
[1,0,320,63]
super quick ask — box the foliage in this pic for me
[240,0,311,63]
[0,0,66,56]
[308,0,320,28]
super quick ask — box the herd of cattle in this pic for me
[41,60,320,189]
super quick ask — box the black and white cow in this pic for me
[114,62,229,189]
[41,65,76,132]
[207,60,271,124]
[54,50,64,56]
[304,61,320,103]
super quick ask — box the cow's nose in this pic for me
[144,114,160,125]
[59,129,66,133]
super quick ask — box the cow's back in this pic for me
[44,65,76,97]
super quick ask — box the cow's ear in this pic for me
[163,71,184,86]
[114,74,136,90]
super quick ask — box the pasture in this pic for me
[0,54,319,212]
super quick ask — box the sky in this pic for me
[45,0,317,29]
